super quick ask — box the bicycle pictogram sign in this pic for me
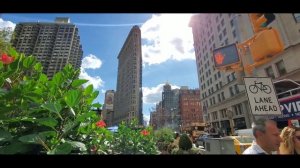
[249,81,272,94]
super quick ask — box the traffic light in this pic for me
[213,43,240,68]
[249,28,284,62]
[262,13,275,26]
[249,13,276,33]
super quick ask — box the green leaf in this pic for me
[92,90,99,99]
[92,103,102,108]
[34,62,43,72]
[0,141,32,154]
[20,117,36,122]
[52,72,63,86]
[0,129,12,142]
[8,47,18,58]
[41,101,62,113]
[23,56,36,68]
[18,134,39,144]
[37,118,58,129]
[41,102,63,119]
[38,131,56,139]
[0,88,8,97]
[76,111,96,122]
[64,90,81,108]
[84,84,93,96]
[66,141,87,152]
[38,74,48,83]
[51,143,72,154]
[71,79,88,88]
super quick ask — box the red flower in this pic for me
[141,129,150,136]
[0,54,14,65]
[96,120,106,128]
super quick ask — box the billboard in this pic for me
[105,92,114,111]
[270,94,300,121]
[213,43,240,68]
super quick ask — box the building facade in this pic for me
[150,84,203,132]
[12,17,83,78]
[179,87,203,130]
[162,83,180,131]
[189,13,300,132]
[113,26,143,125]
[236,14,300,128]
[102,90,115,127]
[189,14,252,134]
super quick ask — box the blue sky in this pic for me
[0,14,199,124]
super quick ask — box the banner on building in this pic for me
[105,92,114,110]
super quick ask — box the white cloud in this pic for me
[79,54,104,89]
[81,54,102,69]
[142,83,180,104]
[0,18,16,30]
[141,14,195,66]
[79,68,104,89]
[101,89,106,94]
[144,115,150,126]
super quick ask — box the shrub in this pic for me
[178,134,192,151]
[0,48,102,154]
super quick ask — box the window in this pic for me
[221,92,225,100]
[232,30,236,38]
[229,86,234,97]
[276,60,287,76]
[219,34,223,41]
[218,94,221,102]
[293,13,300,23]
[265,66,275,79]
[234,104,243,115]
[231,72,236,80]
[225,38,229,45]
[230,19,234,27]
[223,29,227,36]
[235,84,239,94]
[227,75,231,83]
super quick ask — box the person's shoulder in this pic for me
[242,145,255,154]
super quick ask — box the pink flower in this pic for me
[96,120,106,128]
[0,54,14,65]
[141,129,150,136]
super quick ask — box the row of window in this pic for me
[265,60,287,79]
[208,103,243,121]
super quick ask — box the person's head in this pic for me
[279,126,300,154]
[252,118,282,153]
[294,127,300,152]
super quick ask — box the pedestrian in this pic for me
[279,126,300,155]
[243,118,282,155]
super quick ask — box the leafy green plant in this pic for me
[0,48,101,154]
[178,134,192,151]
[154,127,174,153]
[0,48,160,155]
[113,119,158,154]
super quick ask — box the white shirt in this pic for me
[243,140,269,155]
